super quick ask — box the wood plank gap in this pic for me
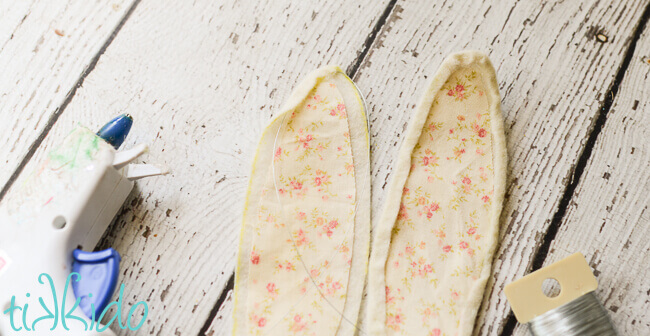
[199,2,399,331]
[498,313,518,336]
[529,0,650,273]
[199,272,235,336]
[0,0,142,201]
[498,3,650,335]
[346,0,398,78]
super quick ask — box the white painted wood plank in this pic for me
[210,1,650,334]
[345,0,648,334]
[0,1,390,335]
[0,0,135,187]
[512,21,650,336]
[206,290,233,336]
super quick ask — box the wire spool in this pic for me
[505,253,618,336]
[528,292,617,336]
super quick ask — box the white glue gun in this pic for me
[0,115,166,335]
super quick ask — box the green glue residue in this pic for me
[47,127,101,171]
[4,126,112,226]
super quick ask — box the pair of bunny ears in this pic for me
[233,50,507,336]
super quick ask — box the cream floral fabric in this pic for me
[367,51,507,336]
[233,67,370,336]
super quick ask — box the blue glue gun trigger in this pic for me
[72,248,121,321]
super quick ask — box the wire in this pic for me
[263,77,370,335]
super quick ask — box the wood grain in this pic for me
[210,1,650,334]
[346,0,649,334]
[0,0,135,190]
[1,0,649,335]
[511,20,650,335]
[0,0,390,335]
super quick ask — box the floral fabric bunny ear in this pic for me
[232,66,371,336]
[367,51,507,336]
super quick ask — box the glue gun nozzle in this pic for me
[97,113,133,149]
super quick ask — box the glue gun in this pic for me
[0,115,167,335]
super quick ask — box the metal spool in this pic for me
[529,292,617,336]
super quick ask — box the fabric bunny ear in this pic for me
[232,66,371,336]
[367,51,507,336]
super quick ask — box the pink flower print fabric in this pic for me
[233,66,370,336]
[367,51,507,336]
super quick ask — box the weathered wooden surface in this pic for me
[0,0,136,192]
[212,0,650,334]
[0,0,390,335]
[206,290,234,336]
[511,20,650,335]
[0,0,648,335]
[351,0,649,334]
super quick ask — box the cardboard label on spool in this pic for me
[505,252,598,323]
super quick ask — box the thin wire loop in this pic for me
[264,77,370,335]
